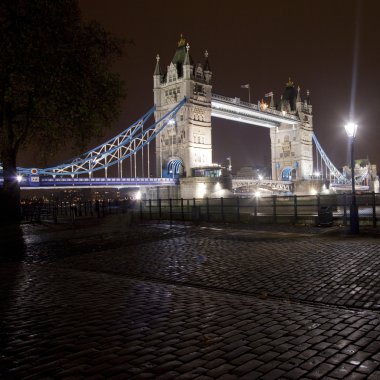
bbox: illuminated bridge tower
[153,35,213,178]
[270,79,313,181]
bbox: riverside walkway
[1,217,380,379]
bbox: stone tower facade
[270,79,313,181]
[153,36,213,178]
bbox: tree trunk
[1,147,21,224]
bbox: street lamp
[344,122,359,234]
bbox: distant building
[342,159,378,190]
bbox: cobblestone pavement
[1,217,380,379]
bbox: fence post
[254,196,258,224]
[95,200,100,218]
[343,193,347,226]
[140,200,143,221]
[372,192,376,228]
[272,195,277,224]
[236,197,240,223]
[149,199,152,220]
[206,197,210,222]
[294,195,298,224]
[53,203,58,224]
[169,198,173,225]
[221,197,225,222]
[181,198,184,221]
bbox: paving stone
[283,367,308,379]
[356,359,379,374]
[307,362,335,379]
[368,371,380,379]
[1,222,380,380]
[232,359,264,375]
[206,364,234,378]
[329,363,357,378]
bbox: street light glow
[345,122,359,234]
[16,175,23,183]
[344,122,358,138]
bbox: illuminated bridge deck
[0,177,178,189]
[211,93,300,127]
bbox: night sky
[24,0,380,173]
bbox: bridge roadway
[5,175,294,193]
[211,93,300,127]
[0,177,178,189]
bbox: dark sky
[30,0,380,172]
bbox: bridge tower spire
[153,35,213,178]
[270,79,313,181]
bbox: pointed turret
[296,86,301,102]
[154,54,162,76]
[306,89,311,105]
[153,54,162,105]
[203,50,211,71]
[153,54,162,89]
[296,86,302,112]
[203,50,212,83]
[306,89,312,113]
[183,43,191,79]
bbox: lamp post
[344,122,359,234]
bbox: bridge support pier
[140,185,180,200]
[293,179,328,195]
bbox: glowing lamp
[344,122,358,138]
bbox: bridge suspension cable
[32,98,187,177]
[312,133,348,184]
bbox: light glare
[344,122,358,138]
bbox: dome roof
[170,35,194,77]
[282,78,297,111]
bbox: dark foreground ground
[1,217,380,380]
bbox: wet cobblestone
[1,218,380,379]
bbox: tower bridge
[1,35,376,196]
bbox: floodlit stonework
[153,36,213,178]
[270,79,314,181]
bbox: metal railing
[20,193,380,227]
[136,194,379,227]
[20,199,135,223]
